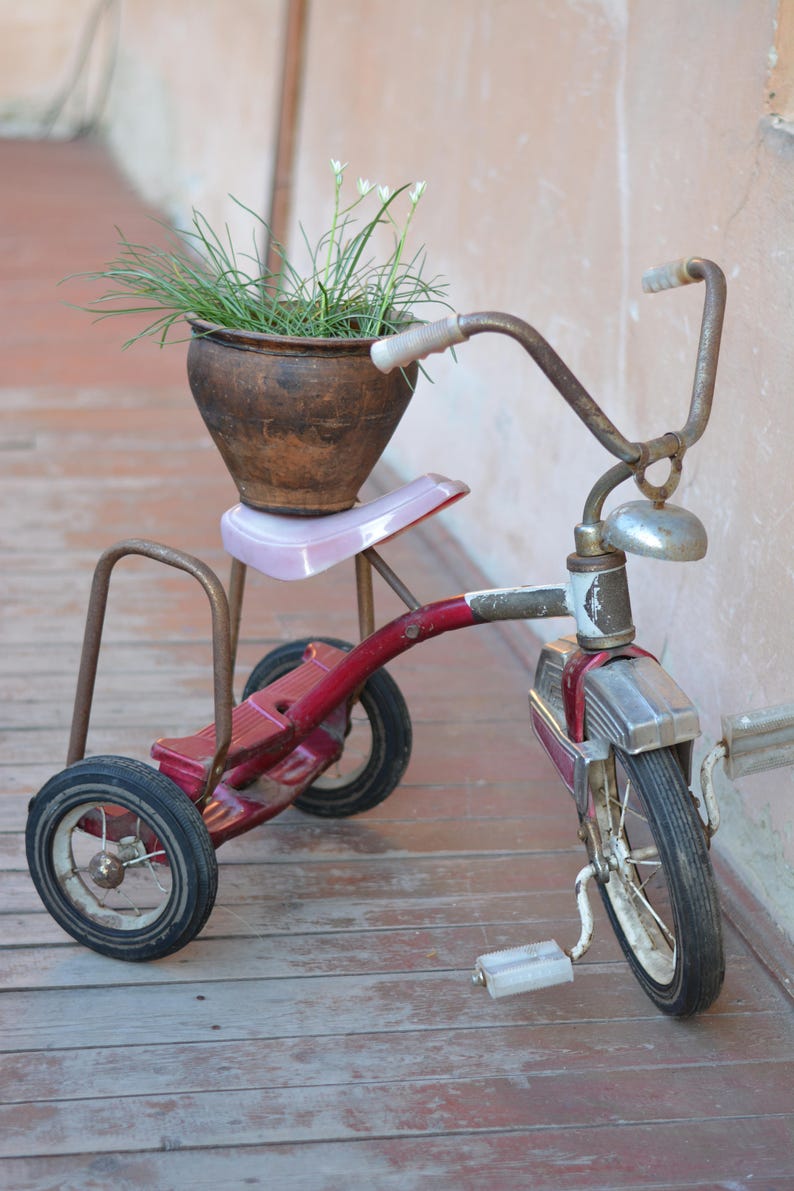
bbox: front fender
[584,655,700,774]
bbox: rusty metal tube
[355,552,376,640]
[373,258,725,476]
[227,556,247,679]
[67,540,234,802]
[677,257,727,449]
[457,312,641,465]
[581,461,634,526]
[363,547,421,610]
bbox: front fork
[527,549,702,957]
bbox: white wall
[0,0,117,137]
[99,0,284,240]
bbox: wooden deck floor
[1,138,793,1190]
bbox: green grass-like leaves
[66,167,449,347]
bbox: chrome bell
[601,500,707,561]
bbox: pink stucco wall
[291,0,794,933]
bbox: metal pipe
[465,583,571,622]
[698,743,724,841]
[568,863,598,961]
[355,552,376,639]
[580,460,634,526]
[363,547,421,610]
[227,557,247,683]
[67,540,234,803]
[264,0,308,277]
[458,311,641,465]
[679,258,727,449]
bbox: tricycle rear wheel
[243,637,412,817]
[26,755,218,961]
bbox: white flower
[377,184,392,204]
[357,177,373,196]
[329,158,346,183]
[409,181,427,206]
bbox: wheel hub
[87,850,125,889]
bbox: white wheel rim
[51,802,173,932]
[598,768,677,984]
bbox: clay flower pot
[187,320,418,515]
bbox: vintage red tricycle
[28,255,729,1017]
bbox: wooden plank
[0,921,610,992]
[0,384,189,412]
[0,959,786,1056]
[4,1119,794,1191]
[0,686,533,731]
[0,778,564,831]
[0,887,596,949]
[0,814,582,871]
[0,720,558,783]
[0,920,761,992]
[4,1008,790,1106]
[0,852,592,914]
[0,902,760,969]
[3,1061,794,1159]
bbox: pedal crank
[472,863,598,998]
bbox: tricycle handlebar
[370,315,467,372]
[642,257,700,293]
[371,256,726,471]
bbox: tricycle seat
[220,473,469,580]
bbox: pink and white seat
[220,473,469,581]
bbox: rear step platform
[151,641,348,794]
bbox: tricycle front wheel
[591,745,724,1017]
[243,637,412,817]
[26,755,218,961]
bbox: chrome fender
[530,640,700,815]
[582,655,700,759]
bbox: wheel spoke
[599,756,680,978]
[141,857,169,894]
[114,886,144,917]
[626,845,659,863]
[123,849,167,867]
[626,877,675,946]
[618,779,631,835]
[51,803,174,925]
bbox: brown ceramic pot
[186,320,418,515]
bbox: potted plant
[70,161,448,514]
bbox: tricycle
[27,254,729,1018]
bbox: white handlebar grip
[370,315,466,373]
[642,258,697,293]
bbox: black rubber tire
[591,745,724,1017]
[243,637,412,817]
[26,755,218,961]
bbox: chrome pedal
[472,940,573,998]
